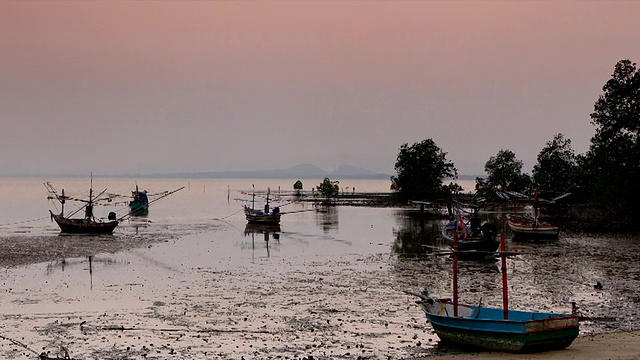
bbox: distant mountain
[330,165,390,179]
[137,164,391,180]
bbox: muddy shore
[1,209,639,359]
[422,331,640,359]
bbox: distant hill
[330,165,390,179]
[135,164,392,180]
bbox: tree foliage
[316,177,339,198]
[583,59,640,219]
[475,149,531,199]
[293,180,303,196]
[532,133,578,197]
[390,139,455,201]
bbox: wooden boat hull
[244,206,281,225]
[50,211,119,234]
[420,299,579,353]
[507,219,559,240]
[441,222,500,253]
[245,214,281,224]
[442,231,500,252]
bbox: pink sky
[1,1,639,175]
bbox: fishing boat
[129,185,149,216]
[408,290,579,352]
[46,180,185,235]
[244,187,281,225]
[45,180,119,235]
[498,190,563,240]
[406,233,579,353]
[441,210,499,253]
[506,217,559,240]
[443,172,499,254]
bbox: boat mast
[252,184,255,211]
[265,188,270,214]
[452,168,459,317]
[453,229,459,317]
[533,189,539,228]
[500,231,509,319]
[61,189,66,216]
[85,173,94,220]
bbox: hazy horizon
[2,1,639,176]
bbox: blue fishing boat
[406,232,579,353]
[407,290,579,352]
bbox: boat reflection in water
[243,223,281,258]
[392,209,444,258]
[45,255,127,289]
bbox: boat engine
[480,222,498,241]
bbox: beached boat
[506,217,559,240]
[441,212,499,253]
[129,185,149,216]
[408,290,579,352]
[498,190,562,240]
[45,180,119,235]
[244,187,281,225]
[406,233,579,353]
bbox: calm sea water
[0,177,395,231]
[0,177,476,233]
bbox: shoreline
[416,331,640,359]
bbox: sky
[1,1,639,176]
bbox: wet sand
[424,331,640,359]
[0,219,432,359]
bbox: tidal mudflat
[0,202,639,359]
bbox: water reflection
[45,255,128,289]
[315,205,338,233]
[243,223,281,258]
[391,209,443,258]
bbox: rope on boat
[214,208,244,221]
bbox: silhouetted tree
[475,149,531,199]
[582,59,640,222]
[293,180,303,196]
[532,133,578,197]
[390,139,455,202]
[316,178,339,198]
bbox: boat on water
[129,185,149,216]
[406,233,579,353]
[244,187,281,225]
[45,180,185,235]
[45,180,119,235]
